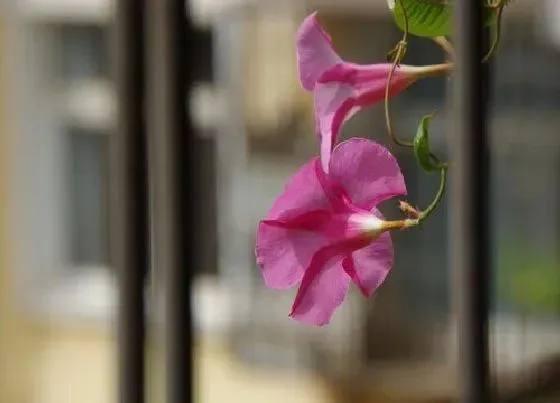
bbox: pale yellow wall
[21,327,333,403]
[195,338,331,403]
[243,10,314,133]
[0,19,36,403]
[29,325,116,403]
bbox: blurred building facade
[2,0,560,402]
[1,1,334,403]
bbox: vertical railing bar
[113,1,148,403]
[450,1,491,403]
[164,7,194,400]
[146,0,194,402]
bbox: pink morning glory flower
[297,12,452,172]
[255,138,415,326]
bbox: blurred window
[15,16,220,323]
[65,128,110,267]
[56,24,108,81]
[492,20,560,110]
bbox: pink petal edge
[289,248,350,326]
[289,237,369,326]
[255,156,333,290]
[256,219,327,290]
[347,230,394,298]
[312,62,415,169]
[329,138,407,210]
[266,157,331,221]
[296,12,341,92]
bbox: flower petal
[289,238,366,326]
[266,158,331,221]
[256,208,365,290]
[289,255,349,326]
[296,12,341,91]
[297,13,414,169]
[297,15,416,170]
[345,230,394,298]
[315,83,357,172]
[329,138,407,209]
[313,64,414,170]
[256,157,336,290]
[256,218,328,290]
[319,62,412,97]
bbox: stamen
[381,219,418,231]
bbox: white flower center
[357,215,384,234]
[361,216,383,231]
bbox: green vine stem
[432,36,454,59]
[384,0,457,228]
[384,2,454,149]
[385,44,411,147]
[384,0,412,147]
[418,165,448,223]
[483,0,507,63]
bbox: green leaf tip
[413,113,439,172]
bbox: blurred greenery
[497,243,560,317]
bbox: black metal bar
[112,1,148,403]
[146,0,194,402]
[450,1,491,403]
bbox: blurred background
[2,0,560,402]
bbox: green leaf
[413,113,438,172]
[387,0,504,38]
[388,0,451,38]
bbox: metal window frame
[450,1,491,402]
[145,0,194,403]
[113,0,148,402]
